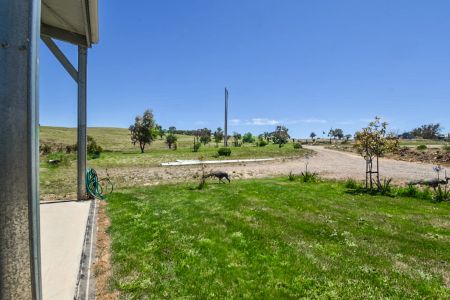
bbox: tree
[354,117,399,189]
[213,127,224,146]
[263,131,271,142]
[310,132,317,141]
[334,128,344,140]
[168,126,176,133]
[272,125,290,148]
[232,132,242,147]
[411,123,442,139]
[198,128,212,145]
[328,128,334,144]
[129,109,158,153]
[345,134,352,141]
[242,132,255,143]
[165,133,177,149]
[155,124,165,139]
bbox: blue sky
[40,0,450,138]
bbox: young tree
[232,132,242,147]
[242,132,255,143]
[129,109,158,153]
[198,128,212,145]
[354,117,399,189]
[165,132,178,149]
[155,124,165,139]
[213,127,224,146]
[310,132,317,141]
[272,125,290,148]
[328,128,334,144]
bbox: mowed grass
[106,178,450,299]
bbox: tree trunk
[140,143,145,153]
[376,156,380,185]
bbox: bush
[376,178,393,195]
[193,142,201,152]
[40,143,52,155]
[344,178,360,189]
[433,185,450,202]
[288,171,296,181]
[442,145,450,152]
[299,171,318,183]
[243,132,255,143]
[87,136,103,159]
[396,184,420,198]
[416,144,427,150]
[217,147,231,156]
[257,140,268,147]
[293,143,302,149]
[65,144,77,154]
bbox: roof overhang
[41,0,99,47]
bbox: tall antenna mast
[224,87,228,147]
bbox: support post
[77,46,88,199]
[0,0,42,299]
[224,88,228,147]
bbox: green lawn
[105,178,450,299]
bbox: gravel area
[105,146,441,188]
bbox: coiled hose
[86,168,113,199]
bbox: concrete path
[40,200,92,300]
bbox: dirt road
[106,146,440,188]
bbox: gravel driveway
[107,146,441,188]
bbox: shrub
[442,145,450,152]
[257,140,268,147]
[217,147,231,156]
[299,171,318,183]
[40,143,52,155]
[243,132,255,143]
[376,178,393,195]
[416,144,427,150]
[433,185,450,202]
[193,142,201,152]
[65,144,77,154]
[87,136,103,159]
[344,178,360,189]
[293,143,302,149]
[165,133,178,149]
[396,184,420,198]
[288,171,296,181]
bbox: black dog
[204,171,231,183]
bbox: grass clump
[416,144,427,150]
[442,144,450,152]
[217,147,231,156]
[344,178,361,189]
[293,142,302,149]
[106,178,450,299]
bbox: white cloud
[230,117,328,126]
[230,118,242,125]
[299,118,327,124]
[248,118,280,126]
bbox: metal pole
[224,88,228,147]
[77,46,88,200]
[0,0,42,298]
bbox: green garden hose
[86,168,113,199]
